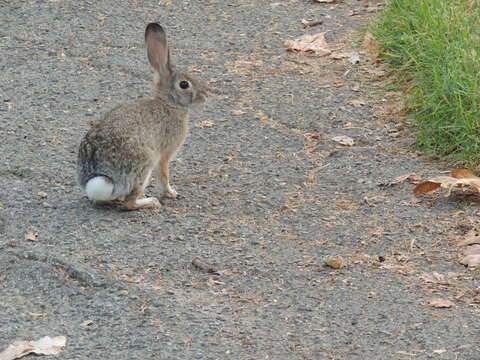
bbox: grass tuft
[371,0,480,167]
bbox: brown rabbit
[77,23,210,210]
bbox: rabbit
[77,23,210,210]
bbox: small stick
[192,257,219,274]
[301,19,323,28]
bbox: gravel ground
[1,1,479,359]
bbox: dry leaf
[79,57,91,65]
[314,0,335,2]
[81,320,94,327]
[428,298,454,308]
[450,169,478,179]
[0,342,33,360]
[459,254,480,267]
[231,109,246,116]
[457,230,480,246]
[331,135,354,146]
[350,99,365,107]
[324,256,345,269]
[0,336,66,360]
[420,272,450,285]
[432,272,448,284]
[413,171,480,196]
[432,349,447,355]
[24,232,38,241]
[413,181,441,196]
[285,32,331,56]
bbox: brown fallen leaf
[413,171,480,196]
[413,181,441,196]
[285,32,332,56]
[0,336,66,360]
[459,254,480,267]
[350,99,366,107]
[450,169,478,179]
[420,272,451,285]
[331,135,354,146]
[25,232,38,241]
[428,298,454,308]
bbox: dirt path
[1,1,478,359]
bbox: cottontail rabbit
[77,23,210,210]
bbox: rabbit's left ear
[145,23,171,75]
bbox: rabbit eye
[179,80,190,89]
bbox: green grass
[371,0,480,167]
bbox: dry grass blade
[379,173,422,186]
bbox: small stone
[37,191,48,199]
[324,255,346,269]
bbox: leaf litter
[427,298,455,308]
[285,32,332,56]
[414,169,480,197]
[0,336,66,360]
[331,135,354,146]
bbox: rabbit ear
[145,23,171,75]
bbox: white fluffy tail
[85,176,114,201]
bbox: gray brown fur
[77,23,209,210]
